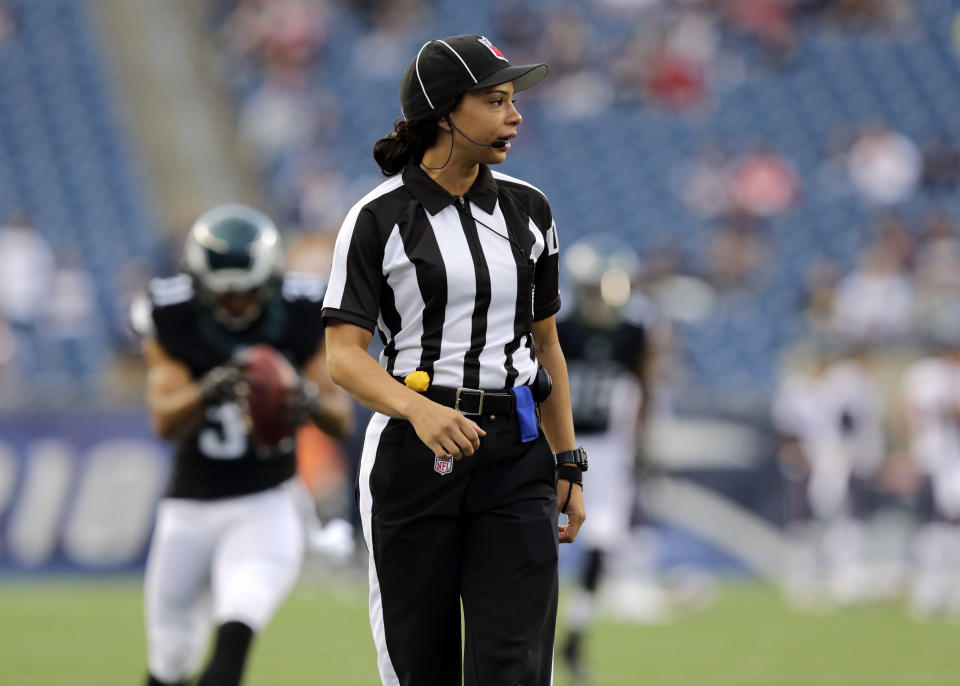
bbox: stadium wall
[0,412,167,573]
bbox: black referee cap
[400,34,548,120]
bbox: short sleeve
[141,275,204,371]
[129,292,155,338]
[140,274,195,340]
[322,207,384,331]
[771,377,806,436]
[532,205,561,321]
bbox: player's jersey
[557,308,647,550]
[772,360,886,519]
[903,356,960,518]
[772,361,884,477]
[556,315,646,435]
[141,272,327,500]
[903,357,960,474]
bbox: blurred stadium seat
[0,0,159,402]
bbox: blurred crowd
[799,210,960,343]
[0,212,102,401]
[193,0,959,310]
[199,0,927,230]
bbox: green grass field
[1,578,957,685]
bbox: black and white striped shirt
[322,162,561,390]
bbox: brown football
[240,344,299,447]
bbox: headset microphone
[448,118,508,149]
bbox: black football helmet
[183,203,284,330]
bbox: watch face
[557,447,588,470]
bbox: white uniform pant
[579,431,635,551]
[144,479,304,683]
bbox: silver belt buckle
[455,388,484,416]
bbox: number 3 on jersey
[198,403,248,459]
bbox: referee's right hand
[408,396,485,460]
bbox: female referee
[322,34,587,686]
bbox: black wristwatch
[555,446,588,472]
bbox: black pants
[360,408,559,686]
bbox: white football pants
[144,479,304,683]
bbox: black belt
[423,385,515,416]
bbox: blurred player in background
[902,334,960,620]
[772,338,886,608]
[133,203,353,686]
[557,235,653,682]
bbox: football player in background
[902,335,960,620]
[772,338,886,608]
[556,235,655,682]
[133,204,353,686]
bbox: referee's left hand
[557,480,585,544]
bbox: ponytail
[372,96,462,176]
[373,118,421,177]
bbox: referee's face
[452,82,522,163]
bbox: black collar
[403,162,500,216]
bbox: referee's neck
[419,158,480,199]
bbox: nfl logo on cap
[477,36,508,62]
[434,455,454,475]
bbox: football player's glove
[183,203,285,331]
[287,377,323,428]
[197,363,246,407]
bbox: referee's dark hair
[373,95,463,176]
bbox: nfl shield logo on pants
[434,455,454,475]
